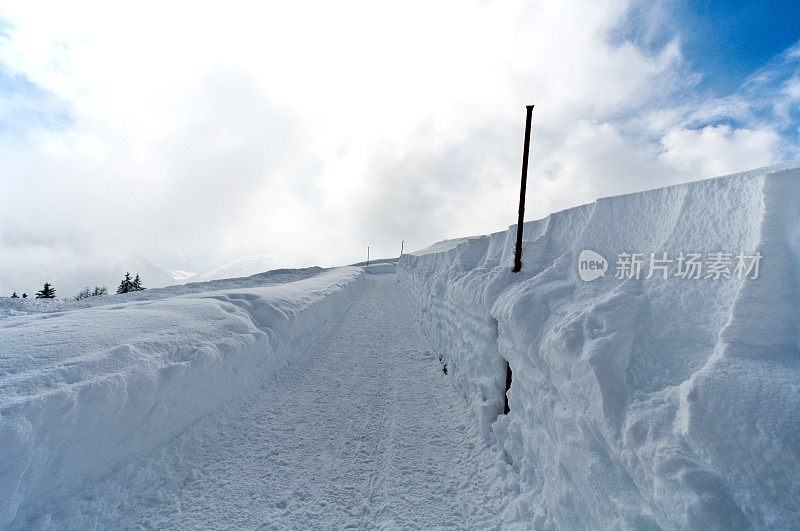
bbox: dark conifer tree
[36,282,56,299]
[92,286,108,296]
[132,273,145,291]
[117,272,134,294]
[11,292,19,298]
[22,293,27,298]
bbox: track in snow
[28,273,504,528]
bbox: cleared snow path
[20,273,504,528]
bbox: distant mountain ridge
[189,254,279,283]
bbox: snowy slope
[398,161,800,528]
[0,267,364,525]
[10,273,505,529]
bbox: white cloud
[659,125,782,177]
[0,0,796,296]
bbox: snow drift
[0,267,364,525]
[398,161,800,528]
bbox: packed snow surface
[399,161,800,528]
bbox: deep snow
[0,266,363,525]
[8,273,507,528]
[398,161,800,528]
[1,161,799,528]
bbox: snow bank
[398,162,800,528]
[0,267,364,525]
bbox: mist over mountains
[0,252,280,299]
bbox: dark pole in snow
[367,246,370,266]
[504,361,512,414]
[513,105,534,273]
[401,240,404,256]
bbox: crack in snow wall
[398,162,800,529]
[0,267,365,525]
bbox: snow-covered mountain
[2,162,799,528]
[149,254,281,286]
[189,254,279,283]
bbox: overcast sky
[1,0,799,297]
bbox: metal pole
[513,105,534,273]
[367,246,370,266]
[504,361,512,414]
[401,240,404,255]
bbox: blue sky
[0,0,799,297]
[673,0,800,94]
[616,0,800,95]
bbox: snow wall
[0,267,365,525]
[398,162,800,529]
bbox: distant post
[367,246,370,266]
[401,240,404,255]
[513,105,534,273]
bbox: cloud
[0,0,797,296]
[659,125,782,177]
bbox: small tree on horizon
[117,272,135,294]
[11,292,19,298]
[36,282,56,299]
[92,286,108,296]
[132,273,145,291]
[76,286,109,301]
[75,287,91,301]
[22,293,27,298]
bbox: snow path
[24,273,504,528]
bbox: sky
[1,0,799,297]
